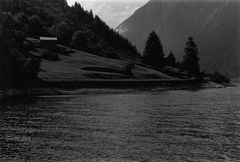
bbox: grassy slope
[38,46,177,82]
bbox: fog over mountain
[67,0,148,28]
[117,0,240,77]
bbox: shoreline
[0,80,233,98]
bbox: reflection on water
[0,87,240,161]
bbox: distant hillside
[117,0,240,77]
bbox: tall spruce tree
[182,37,200,78]
[142,31,165,67]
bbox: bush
[24,57,41,79]
[123,63,135,77]
[209,72,230,84]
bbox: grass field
[38,46,177,82]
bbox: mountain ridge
[116,0,240,77]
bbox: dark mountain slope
[117,0,240,77]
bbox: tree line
[142,31,201,79]
[0,12,41,88]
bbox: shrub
[24,57,41,79]
[123,63,135,77]
[209,72,230,84]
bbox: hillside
[35,44,176,81]
[0,0,143,88]
[0,0,204,90]
[0,0,139,59]
[117,0,240,77]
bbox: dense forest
[0,0,140,88]
[0,0,140,58]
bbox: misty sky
[67,0,148,28]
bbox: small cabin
[40,37,57,49]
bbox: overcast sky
[67,0,148,28]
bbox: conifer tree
[182,37,200,78]
[165,51,176,66]
[142,31,165,67]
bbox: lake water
[0,86,240,162]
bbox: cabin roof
[40,37,57,41]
